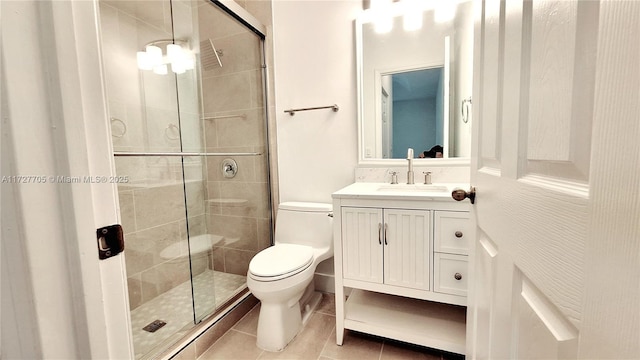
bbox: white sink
[376,184,449,193]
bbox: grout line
[231,328,257,337]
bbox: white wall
[272,0,361,204]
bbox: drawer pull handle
[378,223,382,244]
[454,273,462,280]
[455,231,463,238]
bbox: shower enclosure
[99,0,271,358]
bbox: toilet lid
[249,244,314,279]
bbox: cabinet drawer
[434,253,468,297]
[435,211,470,255]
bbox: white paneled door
[467,0,639,359]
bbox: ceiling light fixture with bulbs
[136,39,195,75]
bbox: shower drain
[142,320,167,333]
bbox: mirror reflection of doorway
[382,66,444,159]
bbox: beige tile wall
[198,0,273,277]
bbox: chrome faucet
[407,148,414,184]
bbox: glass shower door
[100,0,271,358]
[176,0,271,323]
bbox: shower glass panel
[99,0,271,358]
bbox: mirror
[357,0,473,164]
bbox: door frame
[1,1,132,358]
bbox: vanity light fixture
[365,0,463,33]
[434,1,458,23]
[403,0,423,31]
[136,40,195,75]
[371,0,393,34]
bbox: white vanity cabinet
[332,183,471,355]
[341,207,430,291]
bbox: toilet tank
[274,202,333,249]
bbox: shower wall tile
[257,218,272,251]
[118,190,137,234]
[212,247,225,272]
[124,233,153,276]
[110,100,146,152]
[187,214,207,237]
[254,150,269,182]
[134,184,186,229]
[202,32,261,77]
[177,71,201,115]
[130,222,184,271]
[191,253,209,276]
[214,108,266,148]
[244,0,273,27]
[115,157,147,185]
[202,72,252,114]
[203,120,219,149]
[185,180,206,217]
[179,112,204,153]
[102,0,172,33]
[145,107,181,152]
[127,274,143,310]
[142,72,179,113]
[208,214,258,251]
[223,248,256,276]
[171,0,196,41]
[205,181,221,204]
[250,69,265,109]
[197,2,246,44]
[218,181,270,218]
[140,268,161,303]
[149,258,192,296]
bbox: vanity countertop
[332,182,469,202]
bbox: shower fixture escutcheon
[222,158,238,178]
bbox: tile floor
[131,270,246,359]
[197,293,465,360]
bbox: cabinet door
[341,207,383,284]
[383,209,430,290]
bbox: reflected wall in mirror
[357,0,473,162]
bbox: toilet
[246,202,333,352]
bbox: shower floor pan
[130,270,246,359]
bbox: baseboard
[314,273,335,293]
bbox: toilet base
[255,282,323,352]
[256,298,302,352]
[299,285,322,326]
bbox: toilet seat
[249,244,314,281]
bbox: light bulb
[136,51,152,70]
[435,2,457,23]
[171,58,186,74]
[145,45,163,67]
[166,44,182,63]
[403,11,423,31]
[403,0,423,31]
[153,64,168,75]
[372,0,393,34]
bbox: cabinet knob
[455,231,463,238]
[454,273,462,281]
